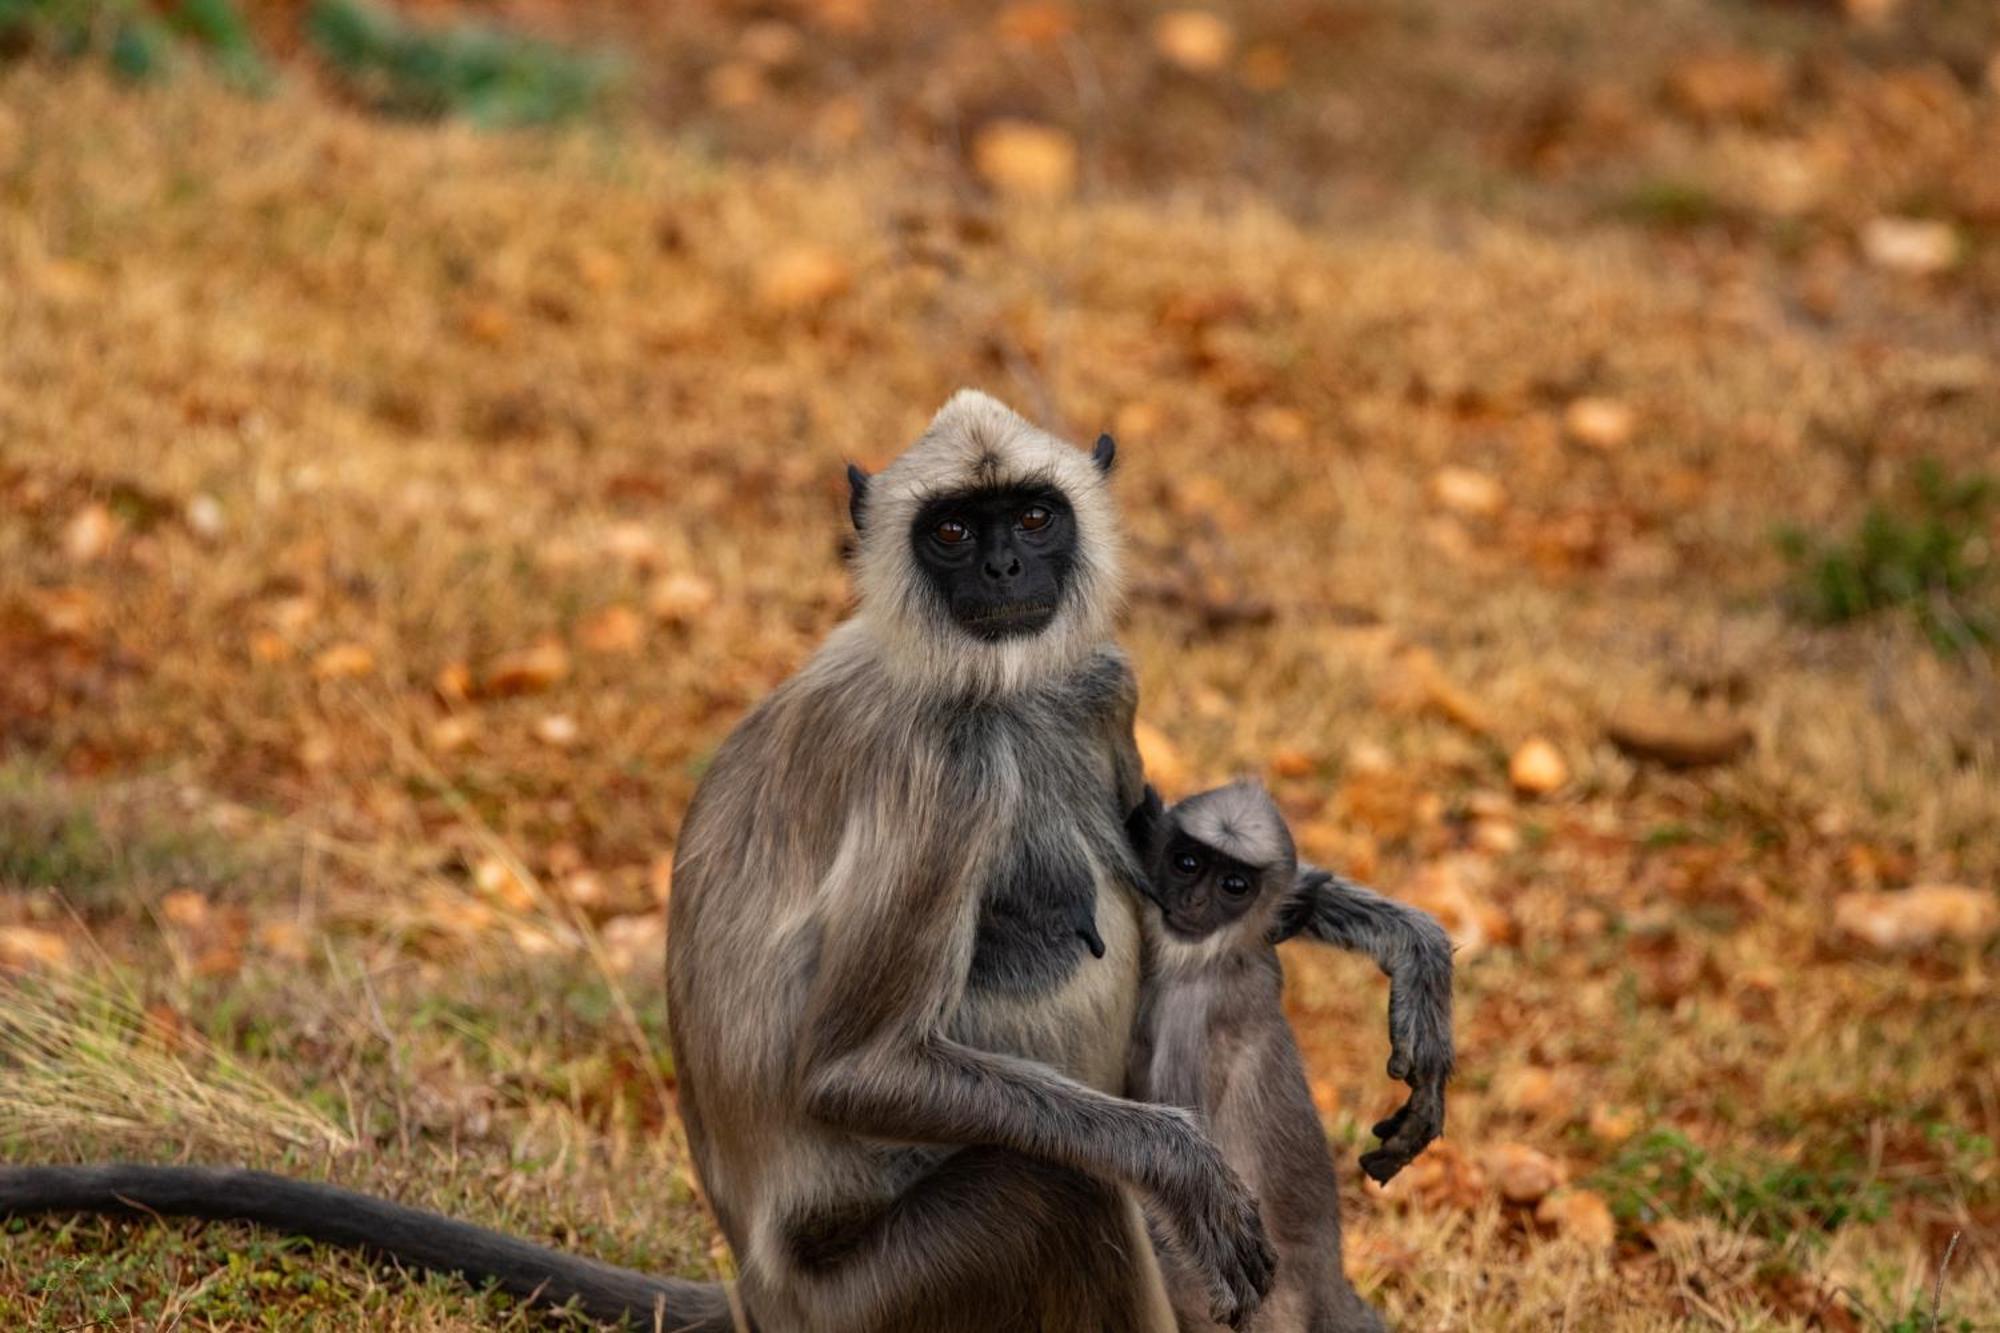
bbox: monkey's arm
[1278,866,1454,1183]
[794,769,1273,1328]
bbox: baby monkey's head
[1129,780,1301,951]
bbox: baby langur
[1127,781,1451,1333]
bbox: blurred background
[1,1,1996,1328]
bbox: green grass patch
[1588,1128,1891,1243]
[0,0,265,85]
[0,765,244,910]
[1779,461,1997,652]
[306,0,621,127]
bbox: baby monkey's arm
[1275,867,1454,1183]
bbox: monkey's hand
[1143,1110,1276,1329]
[1359,1072,1446,1184]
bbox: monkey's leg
[0,1164,737,1330]
[786,1146,1171,1333]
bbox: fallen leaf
[1589,1104,1642,1145]
[1833,885,1996,951]
[651,572,719,624]
[482,638,570,696]
[473,856,537,913]
[63,503,119,562]
[460,301,514,345]
[0,926,70,968]
[972,120,1078,201]
[254,920,312,964]
[184,493,225,540]
[1269,747,1317,780]
[1606,700,1753,768]
[1153,10,1235,72]
[1564,397,1636,449]
[1665,52,1788,122]
[30,586,100,638]
[428,715,478,754]
[1509,738,1568,796]
[1378,1140,1487,1211]
[1861,217,1958,276]
[756,245,853,312]
[1495,1066,1574,1120]
[1401,857,1512,954]
[1536,1188,1616,1249]
[995,1,1075,46]
[159,889,210,928]
[1487,1143,1565,1204]
[311,642,376,681]
[1430,466,1505,518]
[579,605,645,655]
[535,713,580,747]
[601,911,668,975]
[1239,43,1290,92]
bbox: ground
[0,1,1996,1329]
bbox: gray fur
[1130,784,1390,1333]
[668,391,1274,1333]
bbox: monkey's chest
[956,836,1142,1092]
[966,838,1103,996]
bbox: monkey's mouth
[956,601,1057,640]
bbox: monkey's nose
[983,554,1022,581]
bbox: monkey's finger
[1370,1103,1410,1142]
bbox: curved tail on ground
[0,1163,740,1331]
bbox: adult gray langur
[0,392,1271,1331]
[665,390,1274,1331]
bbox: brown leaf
[1536,1188,1616,1250]
[1508,738,1568,796]
[482,638,570,696]
[1665,52,1788,123]
[1605,700,1753,768]
[1833,885,1997,951]
[756,246,853,312]
[1563,397,1636,450]
[1153,11,1235,72]
[650,572,719,625]
[1487,1142,1565,1204]
[972,121,1078,201]
[0,926,70,969]
[311,642,376,681]
[63,503,119,562]
[579,605,646,655]
[1861,217,1959,276]
[1430,466,1505,518]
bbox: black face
[909,485,1077,641]
[1152,832,1271,942]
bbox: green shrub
[306,0,620,127]
[1589,1128,1891,1243]
[1780,461,1996,652]
[0,0,264,86]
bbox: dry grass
[2,1,1997,1326]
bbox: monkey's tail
[0,1163,741,1331]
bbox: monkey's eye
[934,519,971,545]
[1221,874,1252,897]
[1173,853,1201,876]
[1019,506,1052,532]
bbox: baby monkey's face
[1153,831,1276,942]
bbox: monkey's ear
[845,464,871,532]
[1091,433,1116,475]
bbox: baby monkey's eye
[1221,875,1251,897]
[935,519,971,544]
[1019,506,1052,531]
[1173,853,1201,876]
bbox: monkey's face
[1151,832,1276,942]
[908,485,1078,641]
